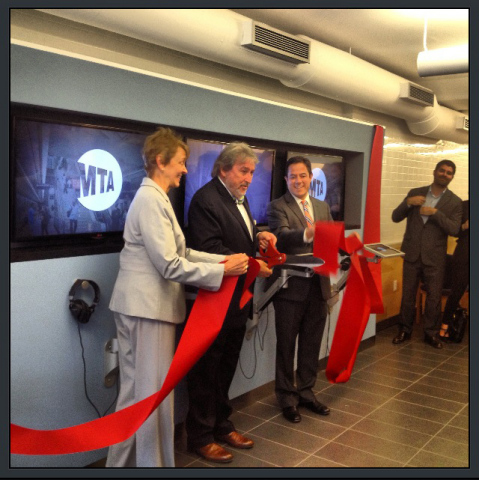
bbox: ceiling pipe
[417,44,468,77]
[38,8,468,144]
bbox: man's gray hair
[211,142,258,177]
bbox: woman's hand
[223,253,249,276]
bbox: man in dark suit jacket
[185,142,276,463]
[267,156,332,424]
[392,159,462,349]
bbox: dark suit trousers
[273,287,327,409]
[400,259,445,336]
[185,323,246,450]
[442,260,469,325]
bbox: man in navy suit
[392,159,462,349]
[185,142,276,463]
[267,156,332,424]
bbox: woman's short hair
[211,142,258,178]
[142,127,189,175]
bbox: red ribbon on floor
[11,258,260,455]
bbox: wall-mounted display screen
[287,151,345,221]
[184,138,275,226]
[11,114,149,243]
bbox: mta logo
[309,168,327,201]
[77,149,123,211]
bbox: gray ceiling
[233,9,469,115]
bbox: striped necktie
[301,200,314,227]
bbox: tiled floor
[174,323,469,469]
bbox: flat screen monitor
[184,138,275,226]
[11,107,150,247]
[287,151,345,221]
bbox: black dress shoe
[299,400,330,416]
[424,334,443,349]
[283,406,301,423]
[392,330,411,344]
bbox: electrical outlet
[392,280,398,292]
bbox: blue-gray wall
[11,44,375,467]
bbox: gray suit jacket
[109,177,225,324]
[266,191,332,301]
[392,185,462,267]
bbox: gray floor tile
[333,429,418,463]
[300,406,362,429]
[315,441,404,468]
[318,391,377,417]
[367,406,444,436]
[394,390,466,413]
[321,383,390,407]
[228,411,268,433]
[407,450,469,468]
[434,362,469,375]
[428,368,468,383]
[172,325,469,469]
[422,436,469,463]
[339,376,403,398]
[445,355,469,368]
[296,454,348,468]
[392,351,447,368]
[436,424,469,444]
[380,398,456,423]
[351,417,433,448]
[374,357,433,375]
[270,411,346,440]
[249,421,329,454]
[415,375,469,393]
[239,401,282,421]
[239,433,312,467]
[195,448,278,468]
[448,414,469,430]
[405,382,469,403]
[351,369,413,390]
[174,450,199,467]
[360,363,423,382]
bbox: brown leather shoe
[215,430,254,449]
[195,442,233,463]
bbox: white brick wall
[380,137,469,245]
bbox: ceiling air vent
[241,20,311,64]
[399,82,435,107]
[455,116,469,131]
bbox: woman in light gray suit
[106,128,248,468]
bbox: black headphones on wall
[68,279,101,324]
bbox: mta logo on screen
[77,149,123,211]
[309,167,327,201]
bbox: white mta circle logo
[309,167,327,201]
[77,149,123,211]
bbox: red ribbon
[11,258,260,455]
[312,221,383,383]
[322,125,385,383]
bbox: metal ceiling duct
[417,45,468,77]
[38,8,468,144]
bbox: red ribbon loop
[11,260,260,456]
[312,221,383,384]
